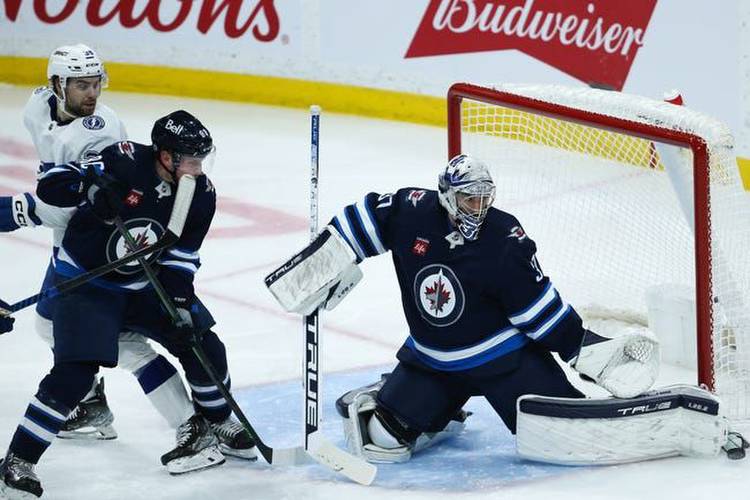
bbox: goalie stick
[0,175,196,318]
[301,105,377,485]
[110,184,308,467]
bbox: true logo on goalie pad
[413,264,465,327]
[105,218,165,275]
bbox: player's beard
[65,97,97,117]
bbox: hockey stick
[0,175,196,318]
[111,189,307,467]
[302,105,377,485]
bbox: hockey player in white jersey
[14,44,197,443]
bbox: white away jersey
[22,87,128,242]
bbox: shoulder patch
[406,189,427,207]
[507,225,528,242]
[116,141,136,160]
[205,177,215,193]
[82,115,106,130]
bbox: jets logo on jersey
[105,218,165,275]
[82,115,106,130]
[407,189,426,207]
[412,237,430,256]
[413,264,465,327]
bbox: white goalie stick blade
[266,446,313,466]
[306,431,377,485]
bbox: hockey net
[448,83,750,426]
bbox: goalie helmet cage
[447,82,750,425]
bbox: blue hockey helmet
[438,155,496,241]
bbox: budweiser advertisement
[406,0,657,90]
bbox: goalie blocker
[516,384,744,465]
[265,225,362,315]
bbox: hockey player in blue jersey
[0,110,255,498]
[0,43,199,443]
[266,154,665,464]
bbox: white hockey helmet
[47,43,108,100]
[438,154,496,241]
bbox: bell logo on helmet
[165,119,185,136]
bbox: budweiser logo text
[3,0,280,41]
[406,0,657,90]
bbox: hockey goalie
[265,154,747,466]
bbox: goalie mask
[438,155,496,241]
[47,44,108,104]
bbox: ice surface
[0,84,747,499]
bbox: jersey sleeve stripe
[157,259,199,274]
[344,204,377,257]
[525,302,572,340]
[357,199,387,254]
[166,247,200,261]
[332,212,366,261]
[508,283,556,326]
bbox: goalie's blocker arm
[265,225,363,315]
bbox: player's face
[64,76,102,116]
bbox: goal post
[447,83,750,425]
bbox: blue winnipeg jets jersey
[331,188,586,375]
[36,141,216,303]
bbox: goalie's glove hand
[163,307,203,354]
[0,299,14,335]
[571,327,660,398]
[84,166,129,223]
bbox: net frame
[447,82,720,391]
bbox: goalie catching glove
[265,225,363,315]
[571,324,660,398]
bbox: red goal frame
[447,82,714,389]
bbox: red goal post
[447,82,749,423]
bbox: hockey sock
[188,373,232,423]
[9,363,97,463]
[134,355,192,428]
[178,331,231,423]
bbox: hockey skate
[210,417,258,461]
[161,414,225,475]
[57,378,117,440]
[0,453,43,499]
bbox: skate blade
[218,444,259,461]
[0,481,40,499]
[57,424,118,440]
[166,446,225,475]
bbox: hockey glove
[0,299,14,335]
[84,167,129,223]
[162,307,203,354]
[571,326,660,398]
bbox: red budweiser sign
[406,0,657,90]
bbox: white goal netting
[451,83,750,426]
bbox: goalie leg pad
[338,375,470,463]
[264,226,359,315]
[516,384,728,465]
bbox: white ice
[0,84,747,499]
